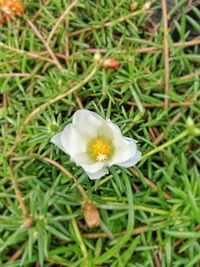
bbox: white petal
[110,138,138,166]
[107,121,138,144]
[107,121,137,151]
[72,109,105,137]
[86,167,109,180]
[81,162,105,173]
[123,136,138,143]
[72,152,107,176]
[117,150,142,167]
[73,109,104,124]
[97,122,114,140]
[60,124,87,158]
[72,152,93,165]
[107,121,122,137]
[112,138,137,163]
[51,133,66,153]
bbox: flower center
[89,138,112,162]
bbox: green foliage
[0,0,200,266]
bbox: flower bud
[23,216,33,229]
[83,201,100,228]
[186,117,200,136]
[130,1,138,11]
[144,1,151,10]
[102,58,119,70]
[94,52,101,62]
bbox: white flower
[51,109,141,180]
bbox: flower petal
[107,120,123,137]
[72,152,93,165]
[60,124,87,157]
[69,152,106,174]
[51,133,66,152]
[97,122,114,141]
[81,162,105,173]
[117,150,142,167]
[107,121,138,143]
[86,167,109,180]
[72,109,105,137]
[110,138,138,166]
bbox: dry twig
[26,19,64,72]
[84,221,165,239]
[47,0,78,44]
[129,167,171,200]
[161,0,170,109]
[41,156,88,201]
[6,65,98,157]
[69,9,144,37]
[8,163,29,217]
[0,42,55,64]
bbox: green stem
[134,205,168,215]
[141,129,189,161]
[67,205,88,265]
[94,171,134,264]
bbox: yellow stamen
[90,138,112,162]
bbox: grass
[0,0,200,266]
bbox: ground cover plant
[0,0,200,266]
